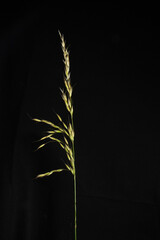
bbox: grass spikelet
[35,142,50,151]
[36,169,67,179]
[56,113,68,130]
[39,134,53,141]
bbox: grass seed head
[33,32,75,176]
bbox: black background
[1,3,160,240]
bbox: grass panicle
[33,32,75,177]
[33,31,77,240]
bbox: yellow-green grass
[33,31,77,240]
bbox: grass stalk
[74,171,77,240]
[33,31,77,240]
[71,114,77,240]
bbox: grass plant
[33,31,77,240]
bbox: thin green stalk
[74,171,77,240]
[71,115,77,240]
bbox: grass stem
[74,171,77,240]
[71,113,77,240]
